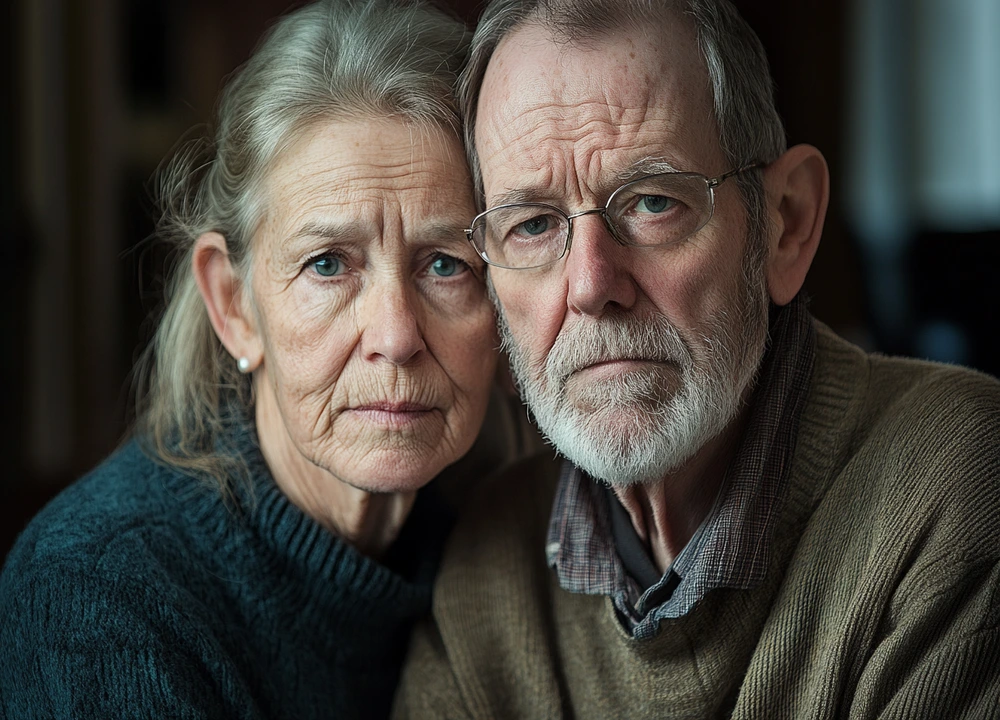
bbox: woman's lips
[354,402,432,413]
[346,402,436,427]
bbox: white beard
[496,253,770,487]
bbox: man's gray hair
[134,0,469,495]
[458,0,786,248]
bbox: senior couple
[3,0,998,717]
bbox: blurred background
[2,0,998,558]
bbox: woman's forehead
[268,118,467,197]
[258,118,473,242]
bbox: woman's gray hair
[458,0,786,254]
[134,0,469,495]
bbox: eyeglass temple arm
[707,162,765,188]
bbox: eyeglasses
[465,164,762,270]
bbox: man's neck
[612,410,748,574]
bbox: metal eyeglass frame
[465,162,763,270]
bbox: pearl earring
[237,357,251,373]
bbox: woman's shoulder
[0,438,235,620]
[5,440,187,572]
[0,440,256,715]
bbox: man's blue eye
[636,195,674,213]
[520,216,550,235]
[430,255,463,277]
[311,256,342,277]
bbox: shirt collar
[546,294,817,639]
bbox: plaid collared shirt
[545,296,816,640]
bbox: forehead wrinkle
[483,103,694,206]
[288,160,442,194]
[478,22,721,184]
[485,97,661,155]
[269,131,463,205]
[252,117,475,286]
[268,154,463,232]
[268,184,471,261]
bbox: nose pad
[599,213,629,246]
[564,213,638,316]
[567,208,627,251]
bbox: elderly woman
[0,1,521,717]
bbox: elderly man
[396,0,1000,717]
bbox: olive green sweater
[395,323,1000,719]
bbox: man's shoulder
[455,450,561,538]
[809,321,1000,458]
[436,452,561,590]
[405,453,588,720]
[814,319,1000,409]
[805,321,1000,547]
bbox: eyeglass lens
[473,173,715,269]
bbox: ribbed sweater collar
[173,418,450,656]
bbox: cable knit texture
[0,424,453,719]
[394,321,1000,719]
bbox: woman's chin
[345,474,435,496]
[333,451,449,496]
[323,419,470,495]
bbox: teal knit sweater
[0,432,451,719]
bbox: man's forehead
[474,21,719,199]
[482,21,706,107]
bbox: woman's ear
[763,144,830,306]
[192,232,263,372]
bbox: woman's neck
[254,384,417,559]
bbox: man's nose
[360,279,427,365]
[565,213,638,316]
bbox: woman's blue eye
[430,255,464,277]
[311,256,342,277]
[636,195,674,214]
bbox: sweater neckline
[175,420,450,640]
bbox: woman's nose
[360,279,427,365]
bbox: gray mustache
[545,314,692,385]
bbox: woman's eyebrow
[285,221,467,253]
[288,221,358,243]
[421,222,468,244]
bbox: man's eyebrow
[488,187,553,207]
[617,158,683,181]
[487,160,686,208]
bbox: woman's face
[247,118,497,495]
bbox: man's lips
[565,358,670,382]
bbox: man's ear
[192,232,263,372]
[762,144,829,306]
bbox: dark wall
[4,0,994,559]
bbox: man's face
[476,21,770,485]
